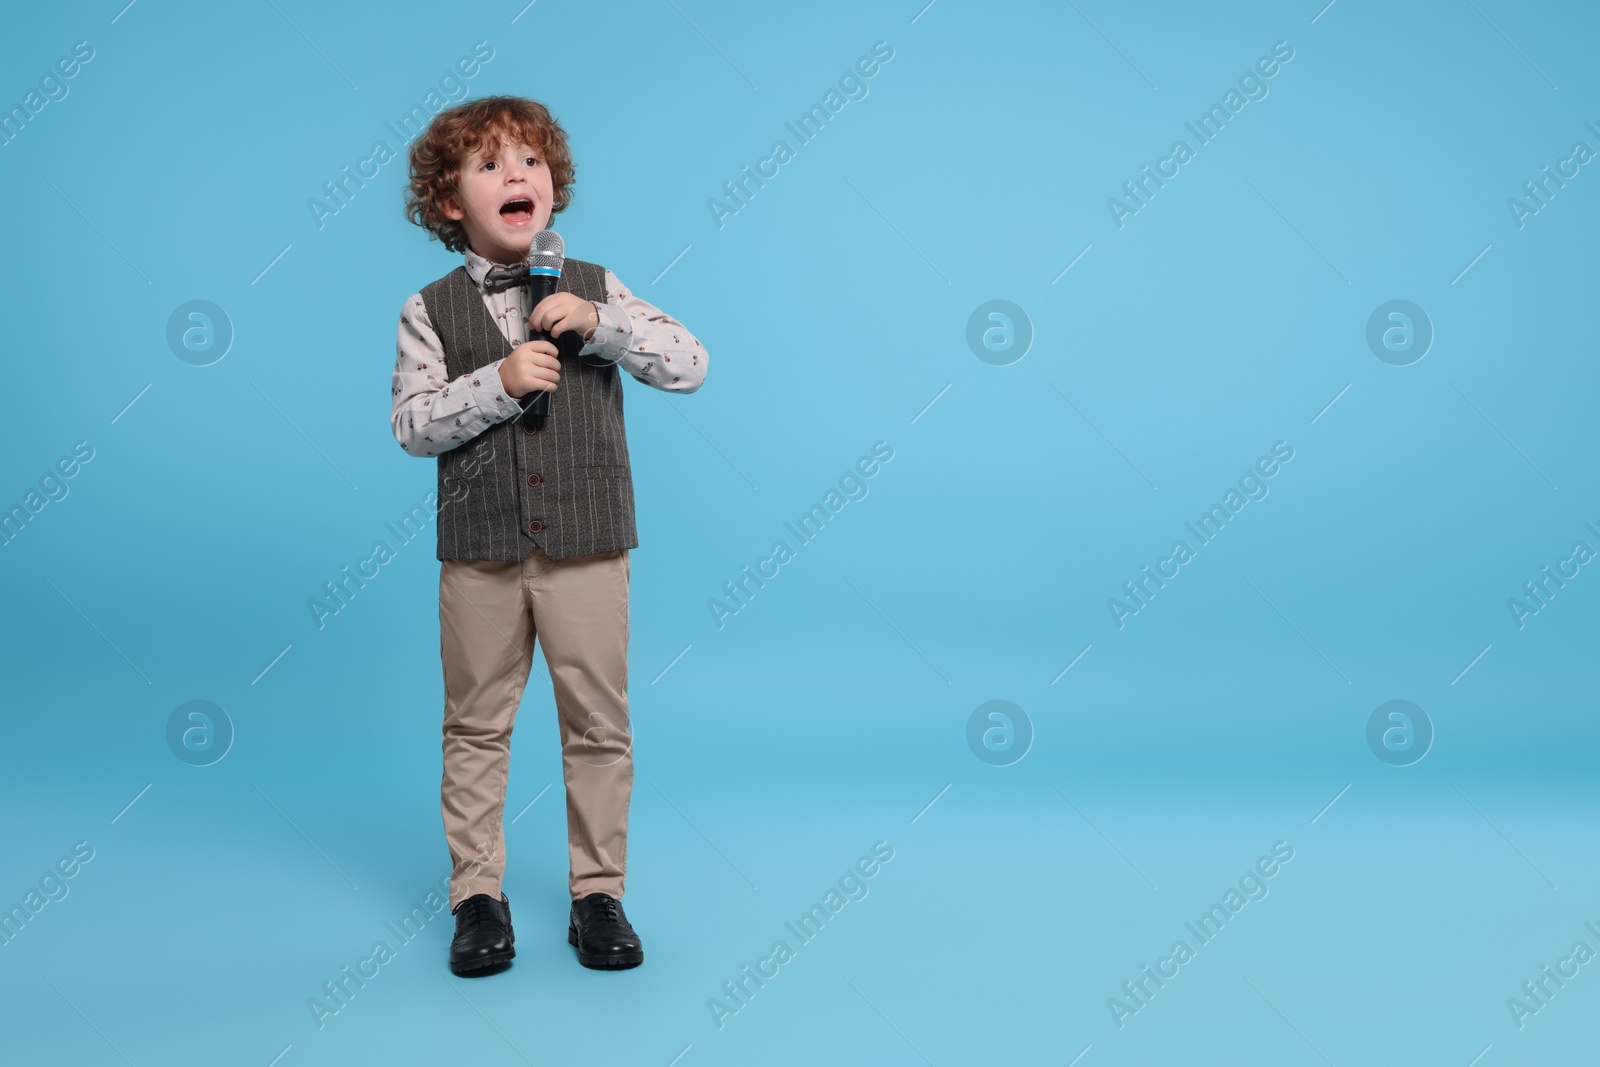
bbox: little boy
[390,95,707,976]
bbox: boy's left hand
[529,293,600,343]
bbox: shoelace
[586,896,630,930]
[458,896,506,929]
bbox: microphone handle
[521,272,559,421]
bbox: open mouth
[499,197,534,225]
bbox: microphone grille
[529,229,564,274]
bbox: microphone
[520,229,565,422]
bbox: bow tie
[482,262,532,293]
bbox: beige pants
[438,546,632,910]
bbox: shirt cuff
[579,301,632,365]
[470,359,526,422]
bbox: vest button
[523,423,539,435]
[528,520,544,533]
[526,473,542,487]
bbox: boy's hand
[498,339,561,399]
[529,293,600,342]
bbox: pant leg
[524,546,632,900]
[439,557,535,910]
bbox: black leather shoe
[450,893,515,975]
[568,892,643,969]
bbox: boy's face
[440,136,555,264]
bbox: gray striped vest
[418,258,637,562]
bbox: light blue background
[2,0,1597,1064]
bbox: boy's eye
[480,156,536,170]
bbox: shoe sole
[568,929,643,969]
[450,947,515,975]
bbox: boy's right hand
[498,340,561,398]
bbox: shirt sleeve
[390,294,526,457]
[577,268,708,394]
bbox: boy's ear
[439,195,465,221]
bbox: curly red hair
[404,96,576,253]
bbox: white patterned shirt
[391,246,707,456]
